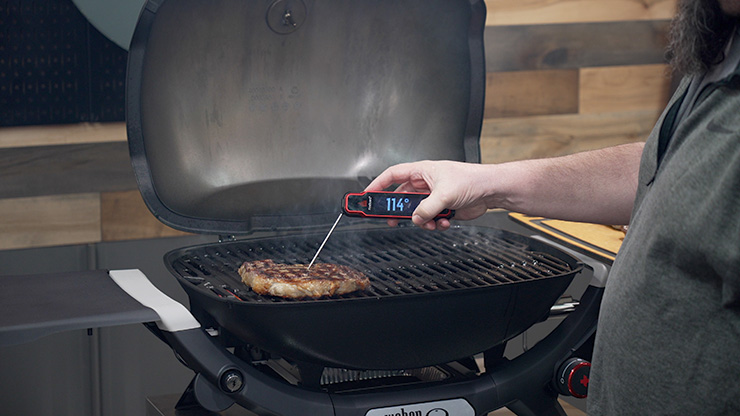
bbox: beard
[666,0,737,76]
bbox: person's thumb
[412,194,449,226]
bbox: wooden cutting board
[509,212,625,264]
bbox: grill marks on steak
[238,259,370,299]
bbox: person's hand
[365,160,494,230]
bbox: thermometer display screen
[371,194,423,216]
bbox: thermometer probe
[306,192,454,271]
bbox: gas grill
[0,0,607,414]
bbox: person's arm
[365,142,644,230]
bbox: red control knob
[556,358,591,398]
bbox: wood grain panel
[0,122,126,149]
[480,109,660,163]
[486,0,676,26]
[101,190,192,242]
[485,69,579,118]
[485,20,670,71]
[579,64,672,114]
[0,194,101,250]
[0,142,137,199]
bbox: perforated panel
[0,0,126,126]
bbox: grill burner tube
[165,225,583,370]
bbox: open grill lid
[126,0,486,234]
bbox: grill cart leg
[174,377,199,411]
[175,374,236,413]
[507,397,567,416]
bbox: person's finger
[394,181,430,193]
[435,218,452,231]
[421,220,437,230]
[365,163,416,191]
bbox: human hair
[666,0,737,75]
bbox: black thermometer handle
[343,191,454,219]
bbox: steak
[238,259,370,299]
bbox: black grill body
[166,226,582,369]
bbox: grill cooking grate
[167,226,574,303]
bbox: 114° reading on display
[372,194,423,216]
[384,196,412,213]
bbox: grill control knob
[220,370,244,393]
[555,358,591,398]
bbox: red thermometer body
[343,191,454,219]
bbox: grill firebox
[168,225,574,303]
[163,225,582,370]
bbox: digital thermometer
[308,192,454,271]
[343,191,454,219]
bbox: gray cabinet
[0,235,211,416]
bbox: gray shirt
[587,29,740,414]
[673,28,740,133]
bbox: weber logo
[366,398,474,416]
[383,409,424,416]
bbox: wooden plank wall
[482,0,676,163]
[0,0,677,250]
